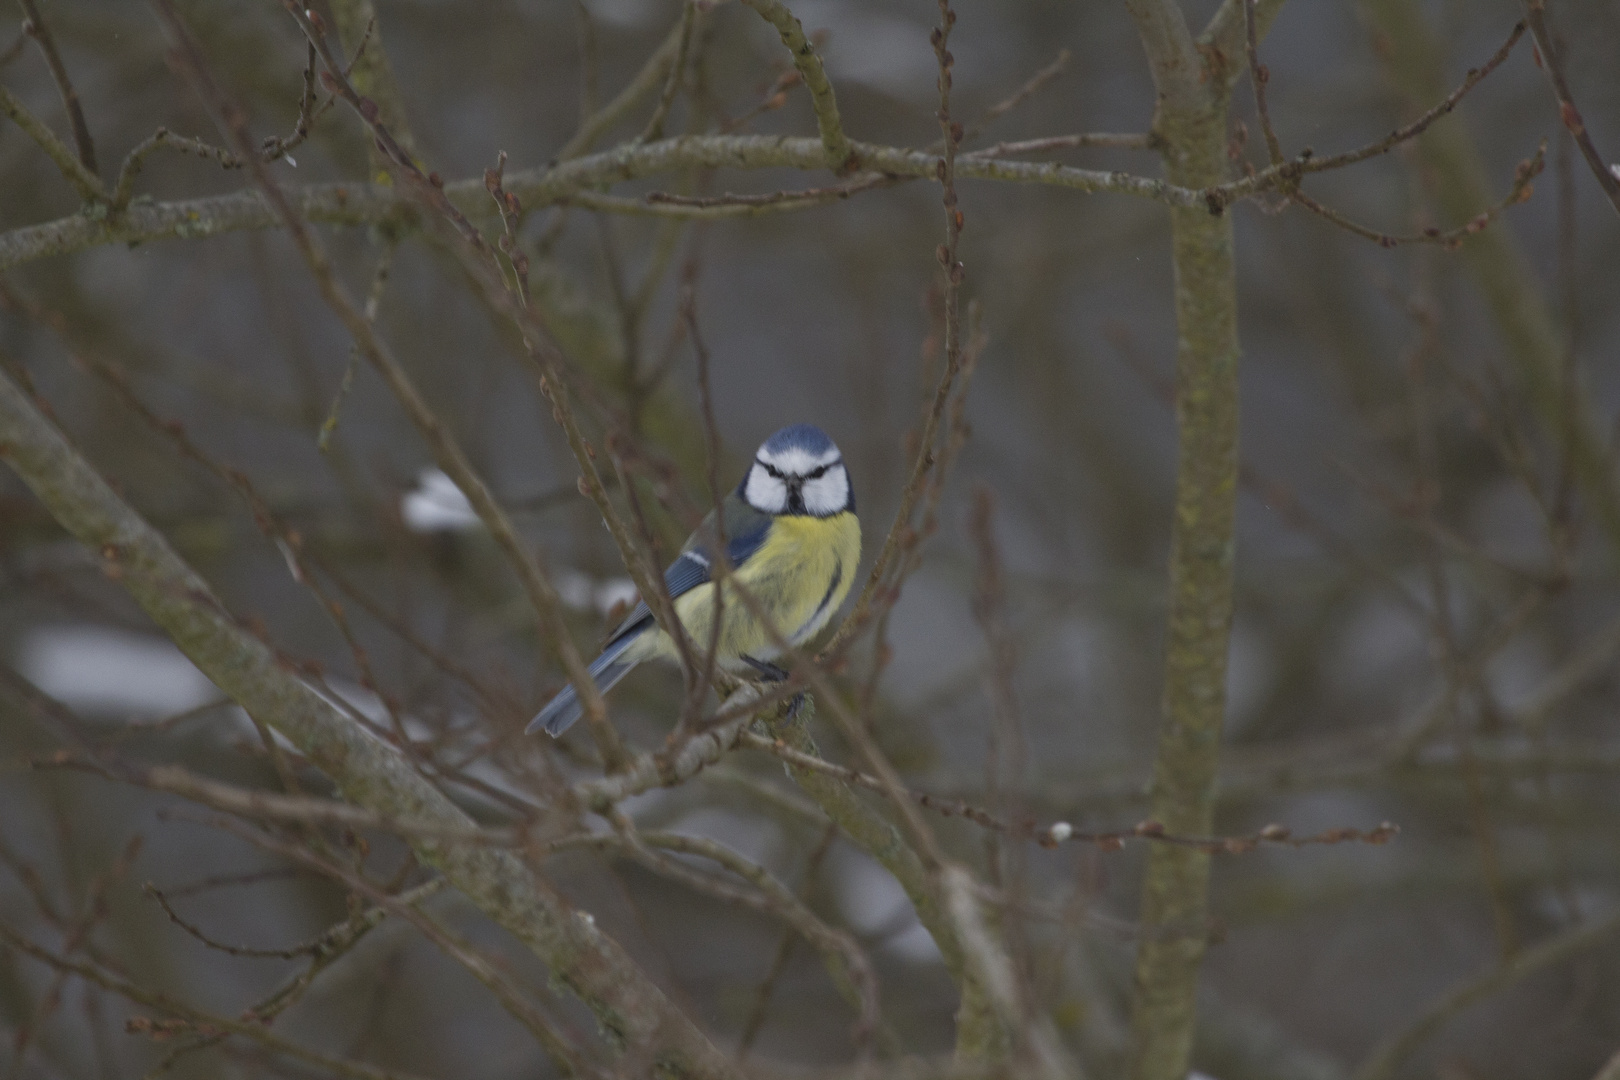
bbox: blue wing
[603,510,772,647]
[530,506,772,738]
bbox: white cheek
[802,468,848,516]
[744,467,787,513]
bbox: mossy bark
[1120,4,1245,1077]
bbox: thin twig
[17,0,96,174]
[1520,0,1620,218]
[261,42,322,163]
[2,280,415,749]
[140,878,446,1073]
[0,26,27,67]
[964,132,1157,160]
[681,285,729,730]
[283,2,715,766]
[645,172,901,208]
[304,3,672,674]
[110,127,240,208]
[0,920,438,1080]
[857,303,986,717]
[556,5,690,161]
[638,0,697,144]
[1352,910,1620,1080]
[0,361,735,1075]
[44,757,514,845]
[818,42,973,661]
[1289,141,1543,248]
[1205,20,1527,209]
[758,697,973,997]
[966,49,1071,138]
[1242,0,1283,166]
[1401,248,1517,957]
[736,730,1398,852]
[164,0,632,770]
[211,817,606,1079]
[577,824,880,1053]
[319,241,394,450]
[737,822,837,1058]
[145,883,331,960]
[968,485,1033,1005]
[0,83,104,201]
[738,0,855,172]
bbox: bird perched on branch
[529,424,860,737]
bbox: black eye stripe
[756,459,842,483]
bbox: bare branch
[1198,0,1290,89]
[818,73,978,662]
[110,127,241,209]
[1289,141,1544,248]
[0,83,104,201]
[328,0,413,155]
[16,0,96,174]
[1353,910,1620,1080]
[964,49,1070,139]
[738,731,1399,853]
[0,134,1205,272]
[760,699,976,993]
[154,0,633,769]
[637,0,698,144]
[964,132,1158,160]
[146,881,335,960]
[941,866,1074,1079]
[1361,0,1620,560]
[1242,0,1283,165]
[1520,0,1620,218]
[644,172,902,210]
[213,817,607,1079]
[738,0,855,172]
[1205,20,1527,210]
[0,365,738,1077]
[569,826,881,1052]
[738,823,837,1057]
[556,4,694,161]
[570,684,767,812]
[0,920,439,1080]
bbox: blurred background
[2,0,1619,1077]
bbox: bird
[528,423,861,737]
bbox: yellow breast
[662,511,860,666]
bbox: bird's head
[739,424,853,517]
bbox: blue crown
[760,424,836,457]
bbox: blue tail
[527,632,642,737]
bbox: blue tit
[528,423,861,737]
